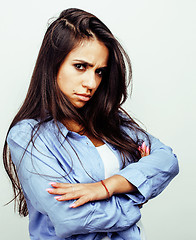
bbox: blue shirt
[7,119,179,240]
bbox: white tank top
[96,144,146,240]
[96,144,119,178]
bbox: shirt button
[91,202,95,206]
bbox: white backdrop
[1,0,196,239]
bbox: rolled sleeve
[116,134,179,204]
[7,121,141,238]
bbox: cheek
[57,69,74,91]
[96,78,102,90]
[57,79,72,97]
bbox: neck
[61,119,104,147]
[62,119,84,134]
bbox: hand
[47,142,150,208]
[138,142,150,158]
[137,142,150,208]
[46,181,108,208]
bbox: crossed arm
[46,142,150,208]
[7,120,179,238]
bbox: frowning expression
[57,39,109,108]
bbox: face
[57,38,109,108]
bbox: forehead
[66,39,109,66]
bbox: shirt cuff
[116,166,152,204]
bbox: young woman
[3,8,179,240]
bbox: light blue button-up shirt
[7,119,179,240]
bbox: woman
[3,8,179,240]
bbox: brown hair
[3,8,150,216]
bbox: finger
[140,142,146,157]
[46,187,72,195]
[50,182,71,188]
[54,191,82,201]
[69,196,89,208]
[141,151,145,157]
[142,142,146,152]
[146,146,150,155]
[141,142,151,157]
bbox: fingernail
[146,146,149,154]
[54,196,61,200]
[145,147,148,153]
[46,188,53,192]
[69,203,76,208]
[50,182,57,186]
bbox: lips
[74,93,92,102]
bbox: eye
[74,64,86,70]
[95,69,103,77]
[95,68,106,78]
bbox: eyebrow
[73,59,108,68]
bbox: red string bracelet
[101,180,110,199]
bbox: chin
[73,102,87,109]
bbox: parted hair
[3,8,150,216]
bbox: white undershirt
[96,144,146,240]
[96,144,119,178]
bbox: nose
[82,71,97,90]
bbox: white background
[1,0,196,239]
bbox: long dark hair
[3,8,150,217]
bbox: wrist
[100,180,110,199]
[102,176,118,196]
[104,175,137,195]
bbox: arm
[116,132,179,204]
[46,142,150,207]
[48,135,178,206]
[7,121,141,238]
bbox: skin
[47,38,150,208]
[57,38,110,147]
[47,143,149,208]
[57,38,109,109]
